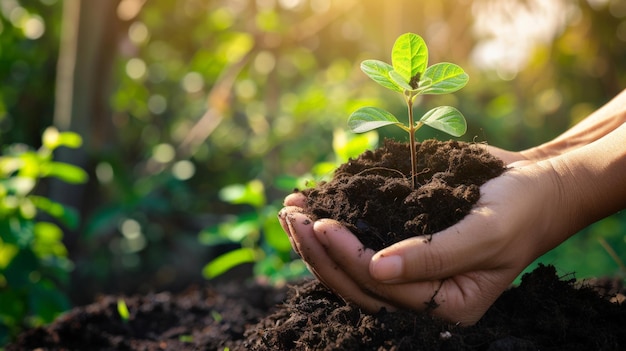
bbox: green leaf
[29,280,70,324]
[42,128,82,151]
[33,222,68,258]
[117,299,130,321]
[42,127,61,150]
[262,209,292,253]
[202,247,257,279]
[360,60,402,92]
[30,196,80,229]
[348,107,403,133]
[0,241,19,269]
[419,106,467,137]
[388,70,414,91]
[219,180,265,208]
[332,129,378,163]
[391,33,428,86]
[420,63,469,94]
[57,132,83,149]
[5,177,36,196]
[43,162,88,184]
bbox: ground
[8,140,626,350]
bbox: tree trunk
[51,0,122,248]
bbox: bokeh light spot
[253,51,276,75]
[172,160,195,181]
[152,143,175,163]
[148,94,167,114]
[235,79,257,100]
[117,0,145,21]
[95,162,114,184]
[22,15,45,39]
[126,58,146,80]
[128,21,149,45]
[181,72,204,93]
[120,219,141,239]
[278,0,303,10]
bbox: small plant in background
[200,129,377,284]
[116,298,130,323]
[200,178,305,285]
[348,32,469,188]
[0,127,87,344]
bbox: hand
[279,160,571,325]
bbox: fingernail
[370,255,403,281]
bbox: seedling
[348,33,469,188]
[117,299,130,323]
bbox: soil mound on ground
[7,266,626,350]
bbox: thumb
[369,211,499,283]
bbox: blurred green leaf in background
[0,127,86,344]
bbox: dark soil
[8,139,626,350]
[301,139,506,250]
[7,266,626,350]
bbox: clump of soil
[7,139,626,350]
[301,139,506,250]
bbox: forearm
[539,122,626,251]
[522,89,626,160]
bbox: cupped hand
[278,159,571,325]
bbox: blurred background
[1,0,626,342]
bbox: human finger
[314,218,517,324]
[285,215,394,313]
[278,206,307,255]
[311,219,441,312]
[283,192,307,207]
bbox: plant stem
[406,93,418,189]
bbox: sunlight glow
[310,0,331,13]
[278,0,304,10]
[117,0,146,21]
[471,0,573,79]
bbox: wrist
[538,123,626,248]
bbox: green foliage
[200,130,377,284]
[200,178,307,285]
[0,127,87,344]
[349,33,468,137]
[348,33,468,188]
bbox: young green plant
[348,32,469,188]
